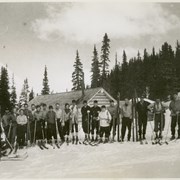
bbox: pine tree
[72,50,84,91]
[91,45,100,88]
[0,66,11,114]
[29,88,34,101]
[19,78,29,106]
[100,33,110,87]
[10,74,17,108]
[41,65,50,95]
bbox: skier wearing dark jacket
[136,96,149,140]
[90,100,101,142]
[81,100,91,142]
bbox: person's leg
[22,125,26,147]
[91,120,95,141]
[11,126,17,146]
[177,115,180,138]
[143,116,147,139]
[154,114,159,138]
[171,116,176,138]
[95,120,100,141]
[121,117,126,141]
[138,117,143,140]
[105,126,110,142]
[127,118,132,141]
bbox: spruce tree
[41,65,50,95]
[29,88,34,101]
[100,33,110,87]
[0,66,11,114]
[10,74,17,108]
[19,78,29,105]
[72,50,84,91]
[91,45,100,88]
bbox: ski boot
[72,136,75,144]
[170,136,175,141]
[66,137,69,146]
[104,138,108,144]
[75,136,78,145]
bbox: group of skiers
[0,92,180,151]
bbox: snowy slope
[1,109,180,178]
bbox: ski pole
[55,118,61,145]
[7,123,12,140]
[174,113,179,143]
[33,119,37,145]
[164,115,171,145]
[87,110,90,141]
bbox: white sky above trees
[0,2,180,99]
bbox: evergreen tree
[29,88,34,101]
[41,65,50,95]
[19,78,29,106]
[72,50,84,91]
[10,74,17,108]
[100,33,110,87]
[0,66,11,114]
[91,45,100,88]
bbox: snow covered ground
[1,109,180,178]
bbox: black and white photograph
[0,1,180,178]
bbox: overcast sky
[0,2,180,98]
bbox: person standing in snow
[1,108,11,138]
[121,98,132,142]
[148,98,166,140]
[136,96,149,140]
[62,103,71,144]
[54,103,64,142]
[90,100,101,142]
[16,109,28,148]
[46,106,57,144]
[70,100,79,144]
[98,105,112,143]
[33,105,44,147]
[41,104,48,141]
[107,100,118,142]
[169,93,180,140]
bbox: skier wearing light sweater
[98,105,112,143]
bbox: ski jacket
[90,106,101,120]
[1,113,11,127]
[41,110,48,121]
[70,105,79,124]
[16,115,28,125]
[121,103,132,119]
[46,111,56,124]
[107,105,118,118]
[10,113,18,127]
[33,111,43,122]
[54,109,63,121]
[98,110,112,127]
[23,109,33,122]
[62,109,71,122]
[169,99,180,116]
[136,101,149,117]
[81,105,91,118]
[148,102,166,114]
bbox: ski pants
[30,122,34,143]
[35,121,43,140]
[3,125,9,138]
[47,123,57,141]
[64,120,70,136]
[9,125,17,145]
[91,119,100,136]
[154,113,165,133]
[121,117,132,141]
[71,122,78,133]
[138,115,147,137]
[171,115,180,137]
[57,120,65,141]
[17,124,26,146]
[109,117,117,136]
[100,126,110,138]
[82,116,89,134]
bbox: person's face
[173,94,178,100]
[24,105,28,109]
[140,98,144,102]
[110,102,114,106]
[43,106,47,111]
[5,110,9,114]
[56,104,60,110]
[125,99,129,104]
[94,102,98,106]
[156,99,160,103]
[13,108,17,113]
[72,102,76,106]
[20,110,24,115]
[49,108,53,112]
[102,108,106,112]
[83,102,87,106]
[31,105,35,110]
[65,105,69,109]
[37,107,41,112]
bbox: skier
[121,98,132,142]
[169,93,180,140]
[107,100,117,142]
[90,100,101,142]
[148,98,166,140]
[31,104,36,115]
[98,105,112,143]
[33,105,44,149]
[9,107,18,147]
[41,103,48,141]
[136,96,149,140]
[16,109,28,148]
[62,103,71,145]
[1,108,11,138]
[81,100,91,143]
[46,105,57,145]
[70,100,79,144]
[54,103,64,142]
[23,103,33,144]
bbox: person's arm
[24,116,28,125]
